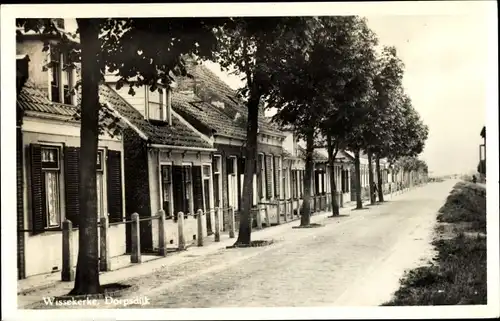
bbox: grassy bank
[383,181,487,306]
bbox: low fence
[23,191,351,282]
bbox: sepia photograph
[1,1,498,320]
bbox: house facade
[169,61,286,229]
[104,77,218,252]
[16,31,127,279]
[282,132,306,214]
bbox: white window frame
[269,154,275,200]
[213,155,223,208]
[227,156,238,211]
[96,148,107,220]
[201,163,213,213]
[40,144,63,229]
[146,86,167,121]
[48,48,74,105]
[159,161,174,218]
[258,153,266,200]
[182,162,194,215]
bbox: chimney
[16,55,29,95]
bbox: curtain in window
[45,171,60,227]
[96,172,104,219]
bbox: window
[291,170,297,199]
[41,146,61,227]
[202,165,211,212]
[96,150,104,219]
[274,157,281,199]
[268,155,275,199]
[282,166,287,199]
[182,165,192,214]
[147,87,165,121]
[50,49,72,104]
[258,154,265,199]
[212,156,222,208]
[160,164,173,216]
[297,170,304,198]
[227,157,238,210]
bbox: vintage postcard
[1,1,498,320]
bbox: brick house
[168,61,286,229]
[16,31,127,279]
[104,76,218,252]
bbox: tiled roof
[297,146,328,162]
[17,81,77,117]
[99,85,212,148]
[171,92,247,139]
[17,81,211,149]
[183,62,283,137]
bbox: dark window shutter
[30,144,46,234]
[64,147,80,227]
[266,155,272,199]
[257,155,262,199]
[107,150,123,223]
[238,157,245,175]
[172,165,184,220]
[192,166,203,213]
[226,157,234,175]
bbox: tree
[339,27,381,210]
[317,17,379,215]
[358,46,405,204]
[214,17,319,242]
[390,95,429,189]
[17,17,230,295]
[267,16,378,224]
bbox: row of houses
[15,24,393,279]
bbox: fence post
[214,207,221,242]
[61,219,74,281]
[256,205,263,229]
[177,212,186,250]
[131,213,141,264]
[264,204,270,227]
[228,207,235,239]
[276,200,281,225]
[100,215,111,271]
[284,199,289,222]
[158,210,167,257]
[197,209,204,247]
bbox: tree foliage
[213,17,319,242]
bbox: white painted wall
[21,117,125,277]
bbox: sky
[204,14,492,176]
[63,9,492,176]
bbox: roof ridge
[187,63,283,136]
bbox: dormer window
[49,49,74,105]
[146,86,172,125]
[147,87,165,121]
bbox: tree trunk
[326,135,339,216]
[375,155,384,202]
[70,19,101,295]
[367,151,375,205]
[354,150,363,209]
[301,131,314,226]
[234,86,260,246]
